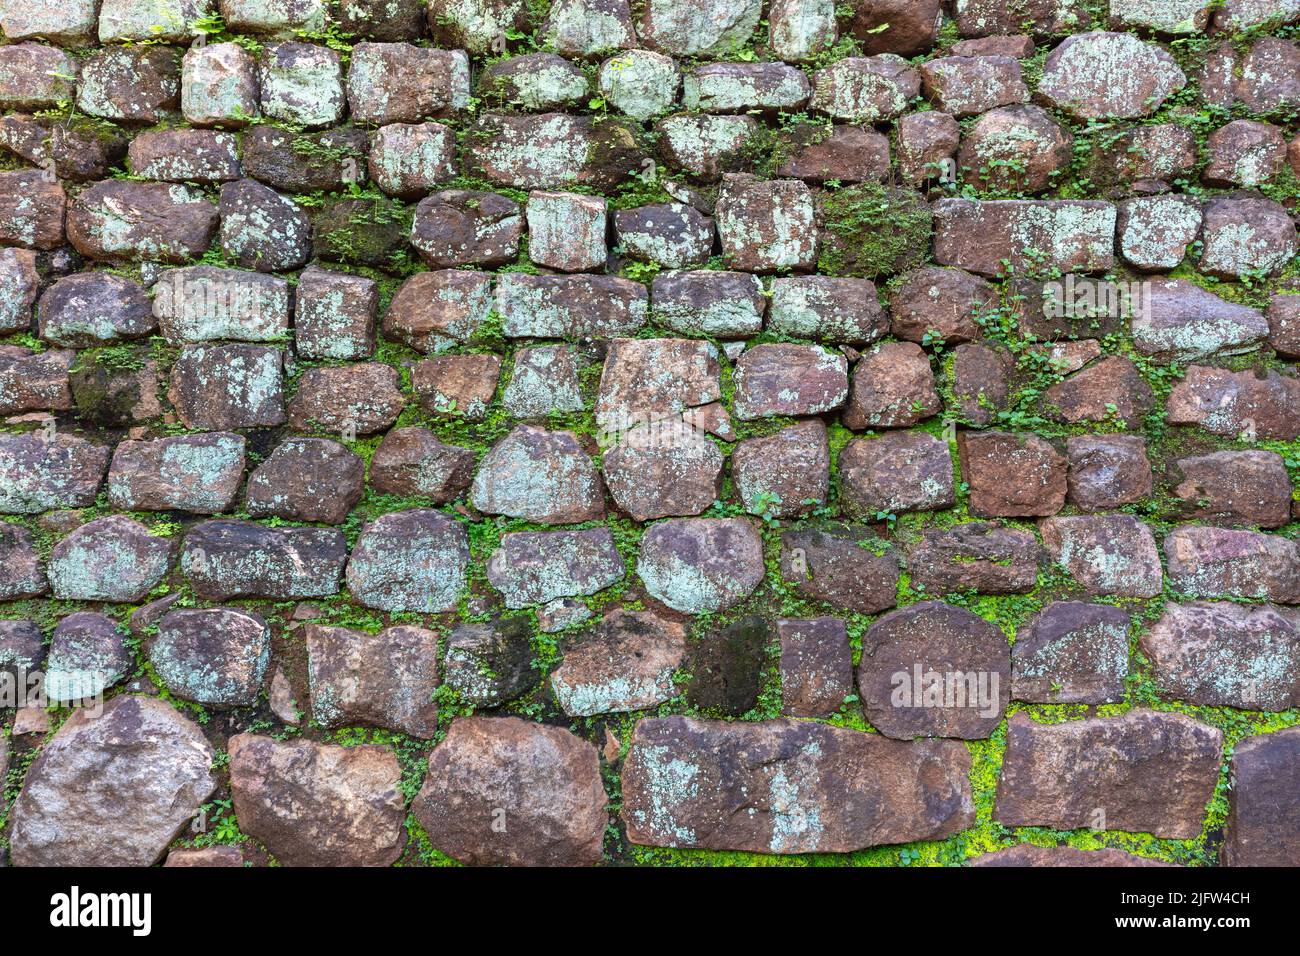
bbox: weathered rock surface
[623,717,974,852]
[346,509,468,613]
[1222,727,1300,866]
[1011,601,1131,705]
[636,517,764,614]
[230,734,406,867]
[149,607,271,707]
[307,624,440,738]
[995,711,1222,839]
[551,609,686,716]
[413,716,607,865]
[9,696,215,867]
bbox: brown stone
[635,517,764,614]
[551,609,686,717]
[1012,601,1131,705]
[229,734,406,867]
[413,716,607,866]
[288,363,405,436]
[843,341,940,430]
[602,422,723,521]
[622,716,973,852]
[957,104,1071,194]
[732,343,847,420]
[971,846,1174,867]
[1222,727,1300,866]
[1169,450,1292,528]
[471,425,605,524]
[840,430,955,518]
[778,617,853,718]
[732,419,829,519]
[959,431,1066,518]
[1165,365,1300,441]
[1039,514,1162,598]
[780,526,900,615]
[1065,434,1153,511]
[68,180,217,264]
[306,624,440,738]
[1165,524,1300,604]
[1037,31,1185,120]
[369,427,476,503]
[1042,356,1154,427]
[778,125,890,184]
[889,266,995,344]
[932,199,1115,277]
[951,342,1013,427]
[857,601,1009,739]
[0,171,65,250]
[896,111,960,185]
[412,354,500,422]
[245,438,363,524]
[995,711,1222,839]
[908,522,1039,596]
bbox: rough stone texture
[716,175,817,273]
[889,266,995,344]
[346,509,469,613]
[933,199,1116,277]
[732,344,847,420]
[1065,434,1153,512]
[1222,727,1300,867]
[636,517,764,614]
[1133,278,1269,362]
[369,427,477,503]
[778,617,853,718]
[970,846,1176,867]
[181,520,346,601]
[995,711,1223,839]
[0,432,110,514]
[472,425,604,524]
[843,341,940,430]
[219,178,313,273]
[651,270,763,338]
[1166,365,1300,441]
[288,363,405,435]
[959,431,1066,518]
[1011,602,1131,705]
[551,609,686,716]
[1116,196,1202,272]
[1140,601,1300,710]
[69,181,217,264]
[811,55,921,123]
[229,734,406,867]
[767,276,888,344]
[1038,32,1185,119]
[495,273,648,338]
[245,437,364,524]
[8,696,215,867]
[0,523,47,600]
[149,607,271,706]
[413,716,607,865]
[107,432,245,514]
[44,611,131,703]
[47,514,170,602]
[1039,514,1162,598]
[168,344,285,431]
[1166,524,1300,605]
[840,430,955,518]
[623,717,974,852]
[38,272,154,347]
[1169,450,1293,528]
[1199,194,1298,280]
[780,526,900,614]
[443,618,538,707]
[603,422,723,521]
[487,527,623,608]
[958,105,1071,194]
[307,624,440,737]
[857,601,1010,739]
[907,523,1039,596]
[732,419,829,519]
[347,44,468,124]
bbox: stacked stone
[0,0,1298,868]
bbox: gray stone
[551,609,686,716]
[181,520,346,600]
[48,515,170,603]
[307,624,440,738]
[471,425,605,524]
[636,517,764,614]
[107,432,245,514]
[346,509,469,613]
[487,528,624,609]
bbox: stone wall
[0,0,1299,867]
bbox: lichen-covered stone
[1011,601,1131,705]
[245,437,364,524]
[76,46,180,124]
[107,432,245,514]
[241,125,368,193]
[181,41,259,128]
[716,174,817,272]
[338,0,427,40]
[1116,195,1202,271]
[153,266,290,344]
[443,618,538,707]
[218,178,312,273]
[293,265,377,360]
[502,345,586,418]
[1169,449,1292,528]
[0,0,98,44]
[651,270,762,338]
[47,514,170,602]
[769,0,837,61]
[44,611,131,703]
[921,55,1027,117]
[636,0,761,57]
[412,353,500,422]
[655,113,758,180]
[598,49,679,119]
[345,509,469,612]
[957,104,1071,194]
[0,248,39,335]
[1140,601,1300,710]
[733,419,829,519]
[487,527,624,608]
[603,421,723,521]
[68,181,217,263]
[780,526,899,614]
[1065,434,1152,511]
[257,41,343,128]
[637,517,763,614]
[766,276,887,344]
[1038,31,1185,119]
[0,346,74,415]
[810,55,921,122]
[779,124,891,184]
[995,711,1221,839]
[840,430,955,517]
[0,114,128,182]
[1132,278,1268,362]
[907,522,1040,596]
[544,0,635,57]
[683,62,811,113]
[368,121,456,198]
[220,0,329,36]
[1165,524,1300,604]
[287,363,406,435]
[889,266,994,344]
[778,617,851,718]
[623,716,973,852]
[1198,194,1298,279]
[551,609,686,716]
[182,519,346,600]
[615,203,713,269]
[468,112,644,190]
[368,427,477,502]
[149,607,271,706]
[932,199,1115,277]
[229,733,406,866]
[307,623,440,737]
[733,343,847,419]
[410,191,521,269]
[527,191,607,272]
[0,171,66,251]
[167,343,285,430]
[347,42,468,124]
[472,425,604,524]
[384,269,493,351]
[1165,364,1300,441]
[0,524,47,600]
[1039,514,1163,598]
[0,42,76,112]
[0,432,110,514]
[128,129,241,184]
[843,341,941,430]
[495,273,647,338]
